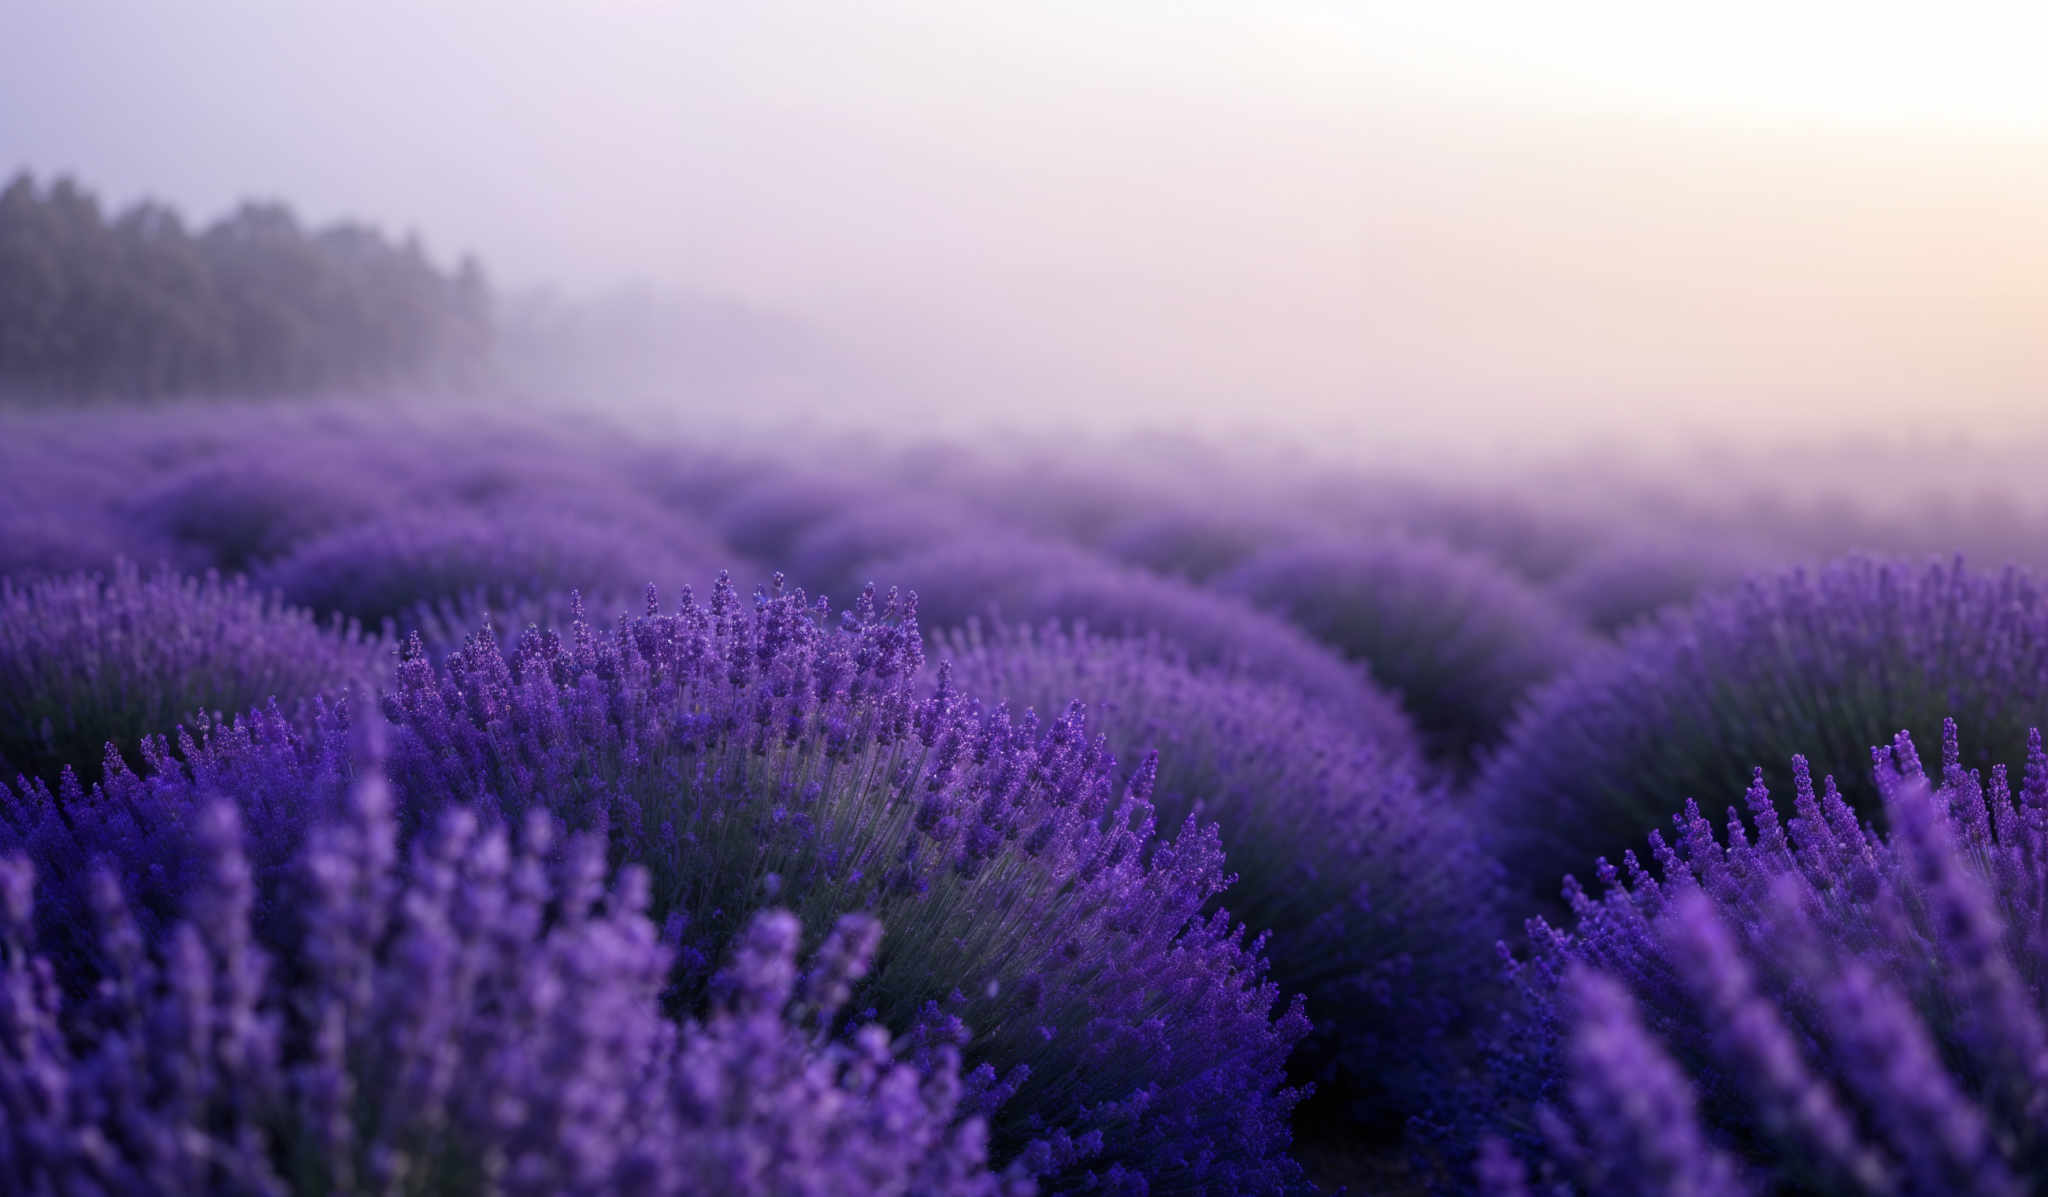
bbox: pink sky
[5,1,2044,442]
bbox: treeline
[0,173,492,398]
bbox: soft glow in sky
[1317,3,2048,130]
[3,1,2044,441]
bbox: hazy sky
[6,2,2046,440]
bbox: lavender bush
[785,498,994,599]
[0,747,1014,1195]
[943,622,1500,1122]
[878,536,1396,718]
[923,450,1162,549]
[708,473,890,562]
[397,590,603,667]
[1544,534,1778,636]
[128,455,396,572]
[1099,506,1309,583]
[1478,555,2048,896]
[624,442,771,517]
[0,507,156,581]
[0,565,376,787]
[376,576,1310,1193]
[7,574,1310,1192]
[1218,534,1595,765]
[1306,476,1603,584]
[256,506,732,628]
[680,909,1027,1196]
[1473,722,2048,1196]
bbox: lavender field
[10,3,2048,1193]
[5,393,2048,1195]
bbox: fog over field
[11,7,2048,1195]
[9,2,2045,445]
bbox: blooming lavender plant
[1477,555,2048,896]
[877,536,1391,717]
[128,454,397,572]
[680,909,1027,1196]
[1098,506,1310,583]
[255,505,731,628]
[922,449,1163,549]
[395,590,604,667]
[0,764,682,1192]
[1306,475,1603,584]
[942,622,1501,1123]
[1218,534,1595,766]
[10,573,1309,1192]
[0,739,1013,1195]
[1543,534,1779,636]
[0,564,376,787]
[1471,721,2048,1196]
[708,473,891,562]
[0,507,157,581]
[373,576,1309,1192]
[785,498,995,599]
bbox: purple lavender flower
[942,621,1500,1124]
[0,773,677,1192]
[1217,533,1595,765]
[16,573,1308,1192]
[1477,555,2048,897]
[1540,968,1752,1197]
[679,909,1028,1196]
[0,564,376,787]
[1470,724,2048,1195]
[396,589,608,667]
[0,746,1014,1194]
[374,574,1308,1192]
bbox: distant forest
[0,174,492,398]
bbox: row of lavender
[4,400,2047,1194]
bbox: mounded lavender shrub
[1473,723,2048,1196]
[1309,476,1602,584]
[785,498,992,599]
[877,536,1396,720]
[256,505,733,628]
[10,574,1309,1193]
[626,443,770,517]
[1218,534,1595,766]
[929,452,1161,549]
[376,576,1309,1193]
[0,507,158,581]
[0,564,377,787]
[942,623,1501,1122]
[683,909,1027,1196]
[396,590,603,667]
[1477,556,2048,897]
[1545,534,1779,636]
[863,536,1108,629]
[127,455,395,572]
[0,750,1013,1195]
[1099,506,1308,583]
[398,432,643,511]
[708,473,888,563]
